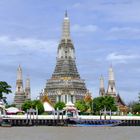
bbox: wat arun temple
[42,12,89,104]
[13,12,127,113]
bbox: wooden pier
[2,118,68,126]
[1,115,140,126]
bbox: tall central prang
[44,12,88,104]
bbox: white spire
[62,11,70,40]
[25,77,31,100]
[100,75,104,89]
[107,65,117,97]
[25,77,30,88]
[15,65,24,93]
[17,65,22,80]
[109,65,115,81]
[99,75,105,96]
[15,65,25,108]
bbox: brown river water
[0,126,140,140]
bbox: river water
[0,126,139,140]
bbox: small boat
[68,119,122,127]
[71,124,115,127]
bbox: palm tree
[0,81,12,103]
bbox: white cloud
[0,35,57,55]
[104,26,140,40]
[72,24,98,33]
[72,1,140,23]
[106,53,140,63]
[110,27,140,33]
[72,3,83,9]
[101,1,132,6]
[106,1,140,23]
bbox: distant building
[43,12,89,104]
[99,66,128,114]
[14,65,31,108]
[25,77,31,100]
[106,66,117,97]
[99,75,105,96]
[14,65,25,108]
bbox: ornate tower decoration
[44,12,88,104]
[99,75,105,96]
[14,65,25,108]
[106,66,117,97]
[98,66,128,114]
[25,77,31,100]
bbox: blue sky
[0,0,140,104]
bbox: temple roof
[116,94,126,106]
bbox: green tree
[32,100,44,114]
[103,96,117,111]
[128,93,140,114]
[22,100,44,115]
[92,97,104,114]
[132,103,140,114]
[54,102,66,110]
[0,81,12,103]
[75,100,88,113]
[92,96,117,114]
[22,100,33,112]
